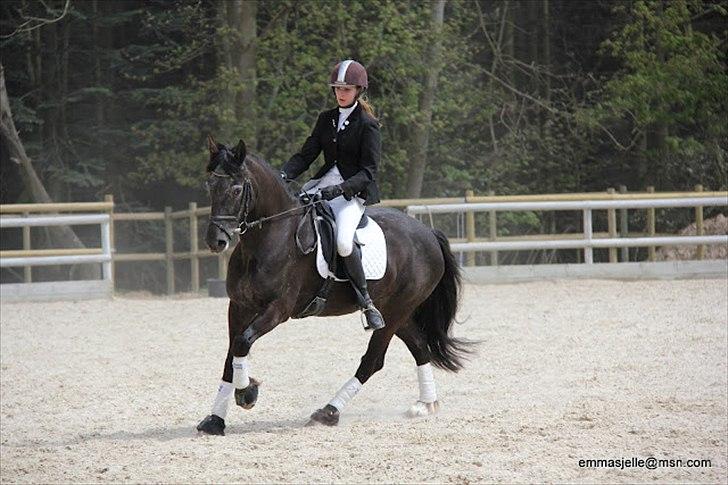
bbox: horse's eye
[231,185,244,195]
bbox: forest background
[1,0,726,288]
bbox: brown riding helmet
[329,59,368,91]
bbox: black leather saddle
[312,201,368,280]
[293,196,369,318]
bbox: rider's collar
[338,100,358,114]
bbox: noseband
[209,171,254,239]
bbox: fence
[1,188,726,296]
[107,194,477,295]
[0,212,113,301]
[407,189,728,282]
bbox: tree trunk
[92,0,105,127]
[540,0,551,136]
[504,0,515,85]
[0,63,99,280]
[216,0,234,117]
[59,12,73,198]
[236,0,257,149]
[405,0,446,198]
[647,1,667,185]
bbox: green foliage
[2,0,726,288]
[593,0,727,188]
[602,1,726,130]
[1,0,725,209]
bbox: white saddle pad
[315,216,387,281]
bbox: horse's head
[204,135,251,253]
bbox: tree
[1,62,99,279]
[405,0,446,198]
[596,0,728,188]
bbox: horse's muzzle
[206,223,231,253]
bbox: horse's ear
[207,135,218,156]
[233,139,247,165]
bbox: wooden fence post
[164,206,175,295]
[465,190,475,267]
[189,202,200,293]
[22,211,31,282]
[104,194,115,291]
[488,190,498,266]
[218,252,228,280]
[695,184,705,260]
[619,185,629,262]
[646,186,656,261]
[607,188,617,263]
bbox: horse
[196,136,474,435]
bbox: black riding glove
[320,185,344,201]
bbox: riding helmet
[329,59,368,91]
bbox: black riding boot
[343,244,385,330]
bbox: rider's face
[334,86,357,107]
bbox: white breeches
[328,195,365,256]
[304,165,365,257]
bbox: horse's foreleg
[230,302,285,409]
[396,324,440,417]
[197,351,236,435]
[197,303,257,436]
[308,327,396,426]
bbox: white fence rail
[0,213,112,301]
[407,197,728,265]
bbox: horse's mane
[246,152,299,204]
[207,144,298,204]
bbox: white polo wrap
[417,363,437,403]
[211,380,234,419]
[232,356,250,389]
[328,377,363,411]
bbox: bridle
[208,171,254,240]
[208,170,323,240]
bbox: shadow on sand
[5,418,307,448]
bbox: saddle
[293,196,387,318]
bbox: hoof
[196,414,225,436]
[307,404,340,426]
[235,377,261,410]
[406,400,440,418]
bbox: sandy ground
[1,279,726,484]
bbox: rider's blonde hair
[358,89,377,120]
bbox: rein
[236,199,323,235]
[209,171,323,237]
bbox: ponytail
[358,93,377,120]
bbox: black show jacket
[282,104,381,205]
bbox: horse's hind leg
[308,326,396,426]
[396,323,440,417]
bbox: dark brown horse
[196,137,473,435]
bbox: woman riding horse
[280,59,384,331]
[196,62,473,436]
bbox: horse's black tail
[413,229,476,372]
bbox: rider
[280,59,385,331]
